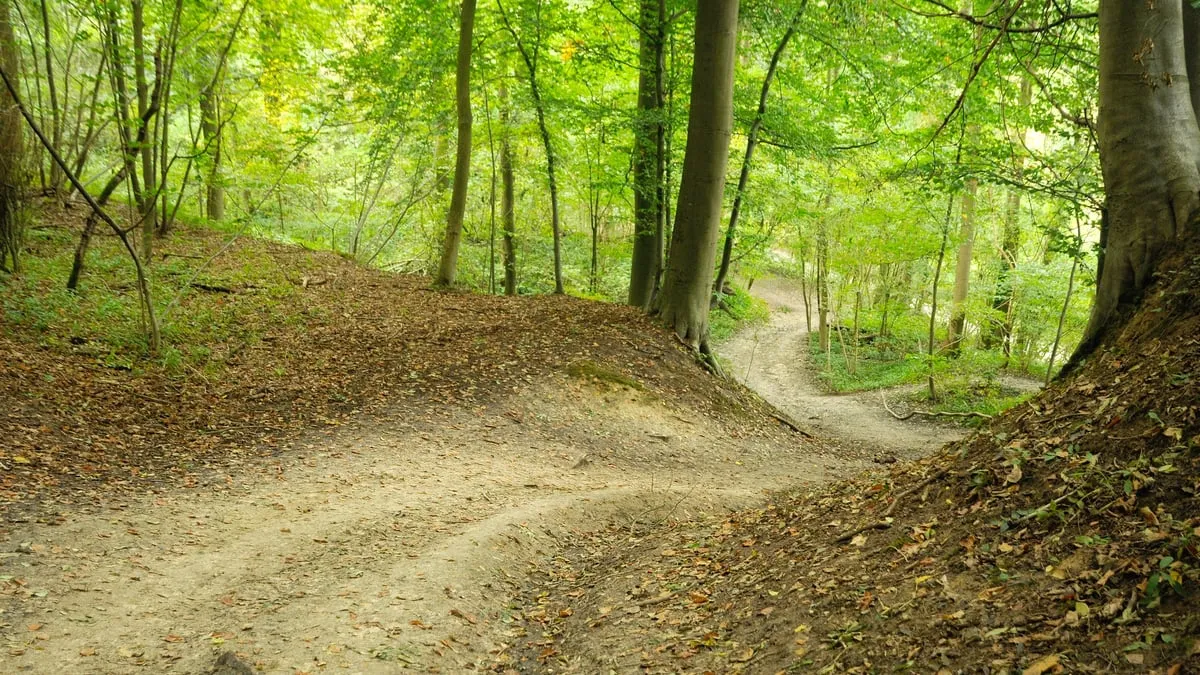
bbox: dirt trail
[0,380,854,673]
[716,277,967,459]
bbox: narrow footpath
[716,276,966,459]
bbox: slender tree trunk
[1069,0,1200,366]
[654,0,739,355]
[436,0,476,287]
[131,0,157,257]
[1046,215,1082,385]
[531,84,562,293]
[628,0,665,308]
[928,200,953,401]
[484,83,497,293]
[816,196,831,353]
[0,0,22,272]
[68,167,128,290]
[496,0,563,293]
[712,1,806,301]
[946,176,976,355]
[199,83,224,221]
[799,256,812,333]
[500,86,517,296]
[37,0,61,192]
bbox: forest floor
[0,207,943,674]
[7,209,1193,674]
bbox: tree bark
[131,0,157,256]
[1070,0,1200,365]
[0,0,21,272]
[37,0,61,192]
[654,0,739,352]
[436,0,476,287]
[199,82,224,221]
[628,0,665,309]
[500,86,517,296]
[712,1,806,302]
[946,176,976,356]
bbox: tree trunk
[946,176,976,356]
[67,166,128,290]
[654,0,739,352]
[628,0,665,309]
[0,0,21,272]
[436,0,476,287]
[37,0,61,193]
[131,0,157,258]
[199,81,224,221]
[816,197,831,353]
[712,1,805,302]
[1070,0,1200,365]
[500,86,517,296]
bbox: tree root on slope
[880,392,993,421]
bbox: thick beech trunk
[654,0,739,351]
[1071,0,1200,365]
[436,0,476,287]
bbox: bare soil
[1,377,856,673]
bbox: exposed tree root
[881,393,992,421]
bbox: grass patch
[566,360,644,390]
[0,203,311,377]
[709,285,770,343]
[808,328,1038,421]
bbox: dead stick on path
[834,467,950,544]
[881,392,993,421]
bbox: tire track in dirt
[0,379,855,673]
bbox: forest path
[715,276,966,459]
[1,380,854,674]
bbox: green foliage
[0,208,300,377]
[710,285,770,343]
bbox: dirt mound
[497,242,1200,671]
[0,204,787,513]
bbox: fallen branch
[770,411,813,437]
[881,392,993,421]
[835,468,950,544]
[190,282,236,293]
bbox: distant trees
[0,0,1117,379]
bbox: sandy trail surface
[1,380,853,673]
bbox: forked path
[716,276,966,458]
